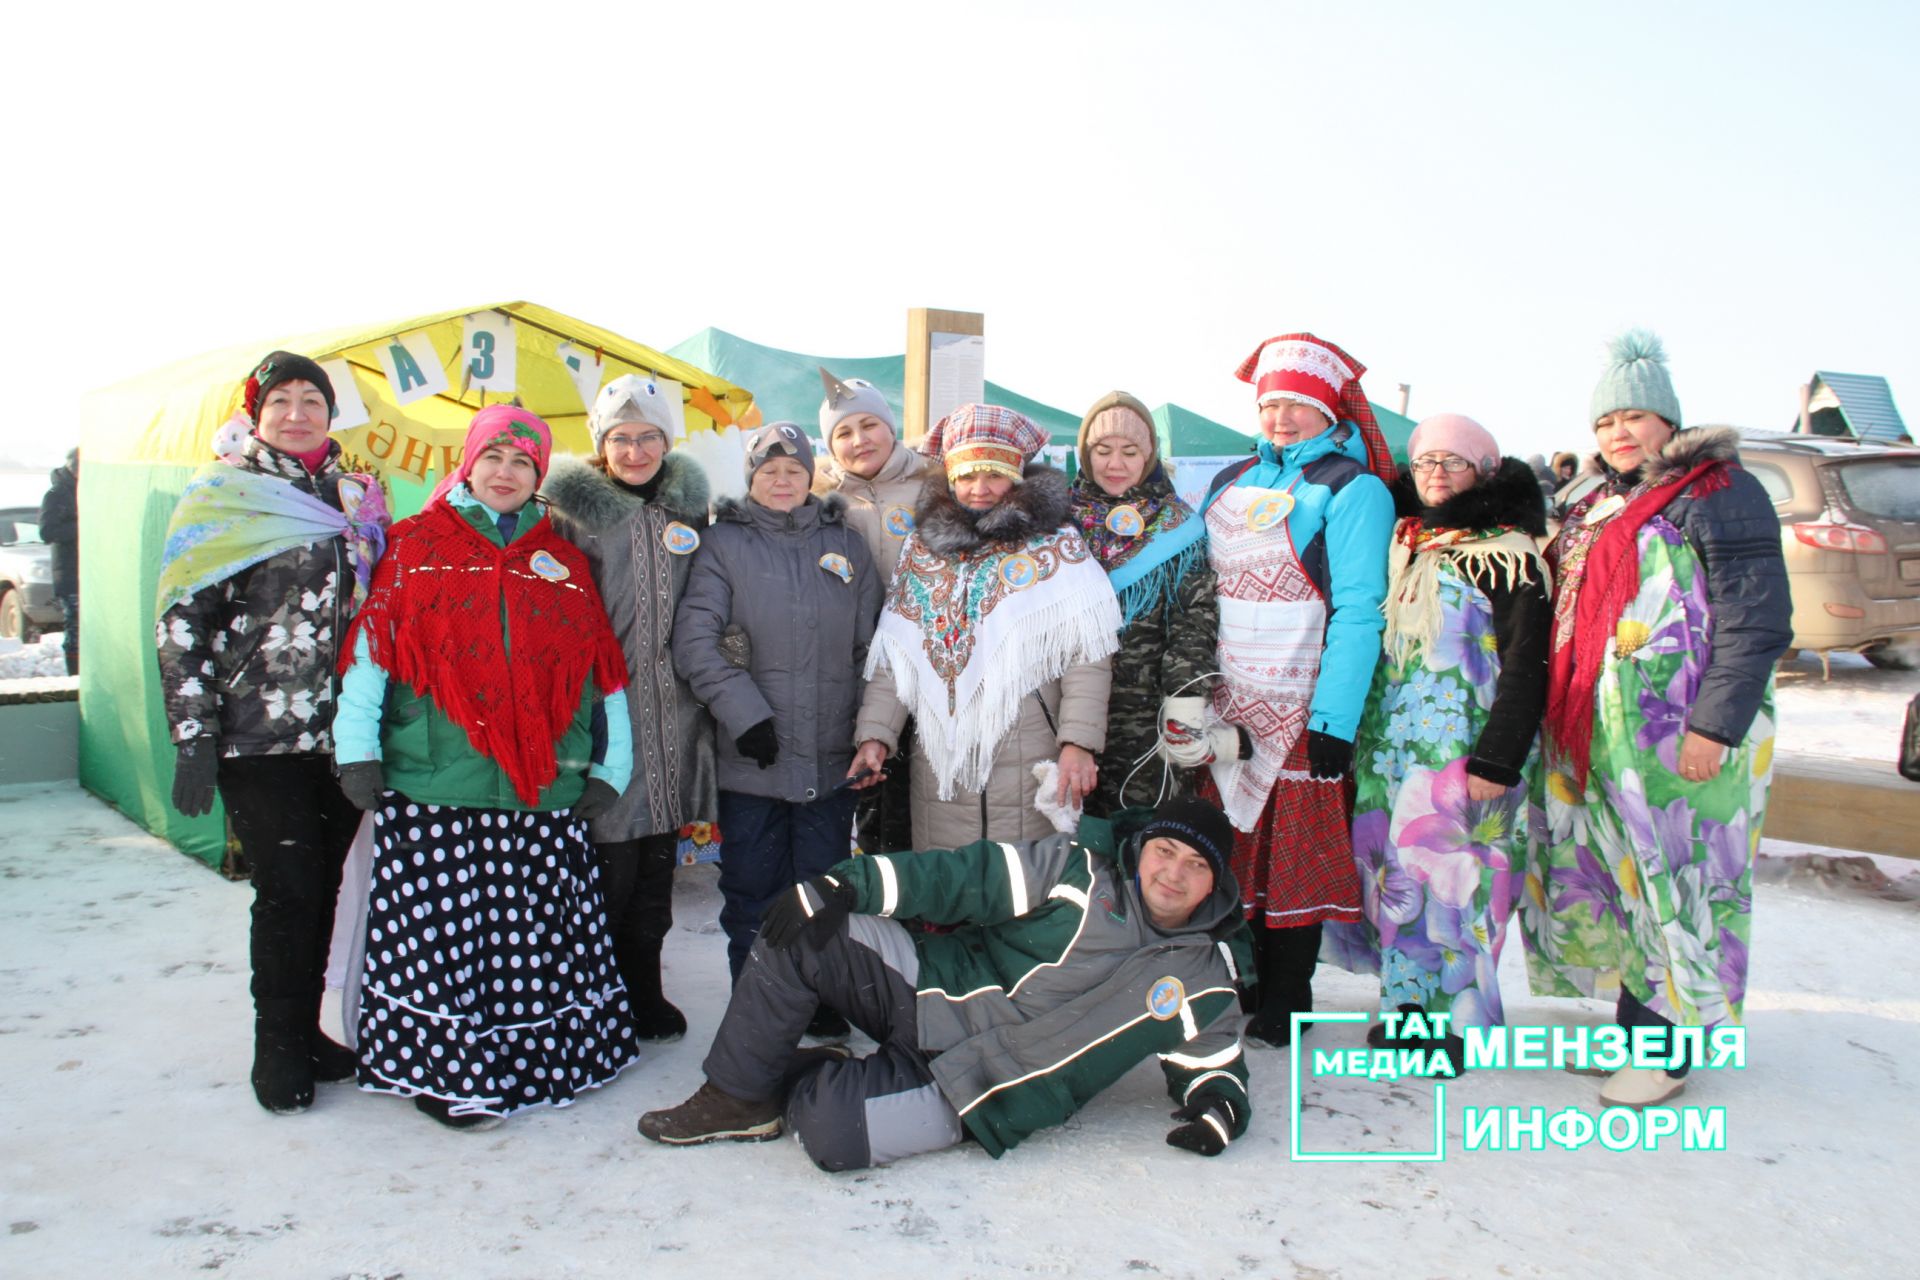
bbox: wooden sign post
[903,308,985,446]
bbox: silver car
[0,506,59,642]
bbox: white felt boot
[1599,1066,1687,1109]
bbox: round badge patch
[1584,494,1627,525]
[662,521,701,555]
[819,552,853,583]
[528,550,570,582]
[1105,504,1145,537]
[1245,491,1295,533]
[999,553,1038,590]
[1147,976,1185,1021]
[884,505,915,537]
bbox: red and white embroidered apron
[1203,481,1360,925]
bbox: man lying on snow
[639,794,1255,1171]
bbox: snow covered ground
[0,634,69,681]
[3,657,1916,1278]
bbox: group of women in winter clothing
[156,322,1786,1129]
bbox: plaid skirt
[356,798,641,1118]
[1199,734,1360,927]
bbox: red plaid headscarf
[1236,333,1397,483]
[920,403,1050,483]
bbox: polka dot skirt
[355,800,641,1117]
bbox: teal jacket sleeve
[332,630,388,765]
[589,689,633,792]
[1307,473,1394,741]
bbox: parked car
[1736,432,1920,668]
[0,506,59,642]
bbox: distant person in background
[1524,330,1790,1109]
[1551,452,1580,485]
[38,448,79,675]
[812,367,936,855]
[1064,390,1224,815]
[544,375,719,1045]
[156,352,389,1115]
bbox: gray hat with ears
[818,367,898,438]
[744,420,817,484]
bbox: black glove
[1166,1097,1239,1157]
[573,777,619,823]
[171,739,218,817]
[758,874,856,951]
[736,719,779,770]
[1305,730,1354,781]
[337,760,386,812]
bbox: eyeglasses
[605,431,669,453]
[1409,455,1474,474]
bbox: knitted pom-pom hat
[1589,328,1682,429]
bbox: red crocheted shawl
[342,500,627,806]
[1544,460,1729,788]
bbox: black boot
[252,1000,316,1114]
[624,940,688,1043]
[310,1029,359,1082]
[1244,923,1322,1048]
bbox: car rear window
[1744,462,1794,505]
[1836,459,1920,521]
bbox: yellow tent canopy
[76,302,751,867]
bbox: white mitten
[1030,761,1082,834]
[1159,695,1243,768]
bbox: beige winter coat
[853,466,1112,849]
[812,442,938,584]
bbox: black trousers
[592,831,679,1000]
[854,721,915,856]
[217,754,361,1019]
[1618,987,1694,1078]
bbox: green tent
[670,327,1415,463]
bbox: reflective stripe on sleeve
[999,842,1028,917]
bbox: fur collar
[915,463,1072,557]
[1393,457,1547,535]
[713,491,848,528]
[540,451,710,532]
[1644,426,1740,486]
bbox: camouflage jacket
[1092,553,1219,814]
[155,436,354,757]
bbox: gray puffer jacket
[544,451,719,840]
[673,492,884,803]
[1583,426,1792,747]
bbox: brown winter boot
[638,1081,783,1145]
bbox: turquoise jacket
[1207,421,1395,742]
[333,486,632,810]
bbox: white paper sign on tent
[652,376,689,440]
[376,330,450,406]
[318,359,371,432]
[556,341,605,410]
[461,313,518,393]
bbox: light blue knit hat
[1589,328,1681,429]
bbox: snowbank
[0,633,67,680]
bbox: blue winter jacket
[1206,421,1395,742]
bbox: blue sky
[3,0,1913,466]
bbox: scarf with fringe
[1069,470,1207,626]
[341,497,627,807]
[1382,519,1543,668]
[867,523,1121,800]
[156,450,388,615]
[1545,460,1730,788]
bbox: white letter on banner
[1311,1049,1347,1076]
[1464,1025,1505,1070]
[1708,1027,1746,1069]
[377,331,450,406]
[1551,1024,1588,1071]
[319,360,370,432]
[556,341,604,410]
[1548,1108,1595,1150]
[1508,1108,1547,1151]
[1598,1108,1640,1152]
[1591,1025,1629,1071]
[1671,1027,1705,1071]
[1462,1108,1501,1151]
[1684,1107,1728,1150]
[1641,1107,1679,1150]
[462,313,517,393]
[1510,1025,1546,1069]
